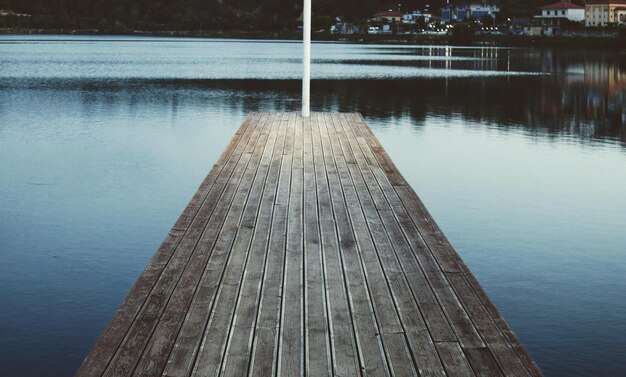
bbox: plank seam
[324,113,393,376]
[131,112,273,377]
[352,113,540,377]
[76,113,261,377]
[181,113,276,377]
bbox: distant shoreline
[1,28,625,51]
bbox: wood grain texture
[76,112,542,377]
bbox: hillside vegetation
[0,0,583,32]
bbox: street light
[302,0,311,117]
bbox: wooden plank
[173,114,261,231]
[342,130,458,342]
[435,342,476,377]
[335,114,449,377]
[319,114,390,377]
[75,114,260,377]
[347,113,539,376]
[173,112,278,377]
[185,112,277,375]
[413,186,542,376]
[312,114,361,377]
[278,113,305,377]
[346,115,541,375]
[248,112,296,377]
[327,114,418,376]
[346,114,485,350]
[446,273,530,377]
[460,271,543,377]
[463,348,505,377]
[219,113,288,377]
[148,113,272,377]
[99,113,269,377]
[350,114,460,273]
[380,155,541,377]
[339,114,478,377]
[131,113,276,377]
[344,142,456,342]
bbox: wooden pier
[76,112,542,377]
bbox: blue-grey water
[0,36,625,377]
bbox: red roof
[541,2,584,9]
[585,0,626,4]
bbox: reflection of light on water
[566,65,585,75]
[507,50,511,72]
[584,60,626,95]
[0,38,556,80]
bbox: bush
[313,15,334,31]
[97,18,110,32]
[111,20,127,34]
[449,22,479,45]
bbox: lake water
[0,36,625,376]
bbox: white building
[373,11,403,23]
[585,0,626,26]
[536,2,585,24]
[402,11,432,24]
[441,3,500,24]
[618,8,626,23]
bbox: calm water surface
[1,36,625,376]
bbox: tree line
[0,0,583,33]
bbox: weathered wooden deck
[76,112,542,377]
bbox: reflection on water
[4,75,622,146]
[0,37,625,377]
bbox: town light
[303,0,311,117]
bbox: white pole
[302,0,311,117]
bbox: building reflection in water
[331,46,625,143]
